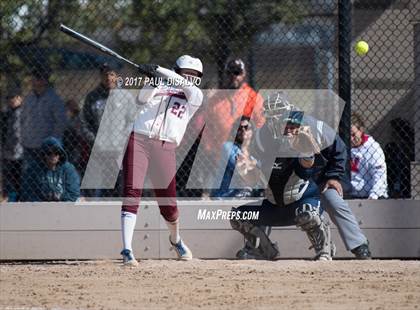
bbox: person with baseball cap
[206,58,264,146]
[81,62,119,147]
[80,62,120,197]
[222,58,265,124]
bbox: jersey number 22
[171,102,186,119]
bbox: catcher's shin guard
[295,203,335,261]
[230,217,279,260]
[236,226,274,260]
[236,241,266,260]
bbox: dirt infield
[1,260,419,310]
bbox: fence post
[412,21,420,198]
[414,23,420,163]
[338,0,352,185]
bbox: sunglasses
[239,124,251,131]
[227,69,243,76]
[46,149,60,156]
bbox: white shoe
[120,249,139,266]
[316,253,333,261]
[170,237,193,261]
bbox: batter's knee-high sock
[166,218,180,244]
[121,211,137,251]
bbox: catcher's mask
[264,92,303,140]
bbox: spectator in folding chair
[211,117,262,198]
[20,137,80,202]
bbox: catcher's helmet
[264,91,294,118]
[264,91,296,139]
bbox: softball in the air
[355,41,369,56]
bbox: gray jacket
[21,88,67,149]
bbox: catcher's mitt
[290,126,321,155]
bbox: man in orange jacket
[202,59,265,162]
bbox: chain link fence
[351,0,420,198]
[1,0,419,201]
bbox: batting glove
[138,64,158,77]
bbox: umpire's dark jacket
[315,135,349,189]
[302,115,350,191]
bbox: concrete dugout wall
[1,200,419,260]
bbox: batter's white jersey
[133,67,203,145]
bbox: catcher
[230,106,335,261]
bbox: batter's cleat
[120,249,139,267]
[170,238,193,261]
[351,243,372,260]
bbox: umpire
[276,95,371,259]
[292,100,371,258]
[316,129,371,258]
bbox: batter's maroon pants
[122,132,179,222]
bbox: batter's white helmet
[174,55,203,77]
